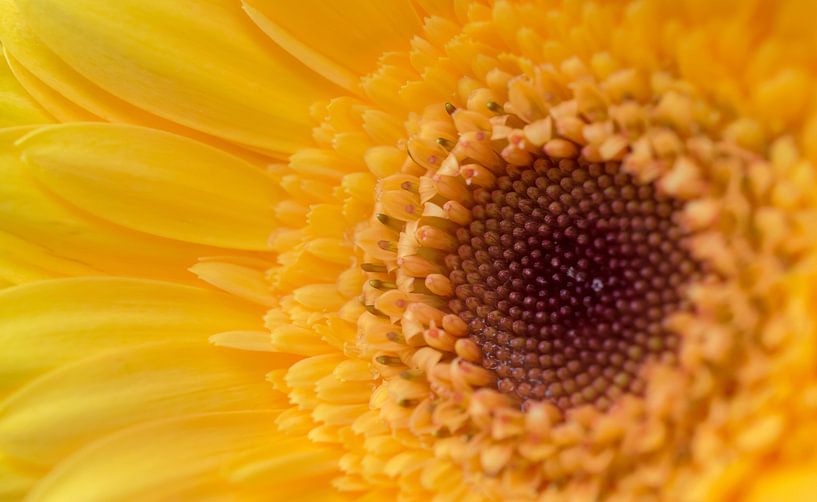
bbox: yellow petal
[225,439,342,494]
[190,261,276,306]
[25,411,285,502]
[0,127,256,283]
[0,1,277,164]
[0,277,264,389]
[14,0,338,154]
[293,284,347,311]
[745,461,817,502]
[0,0,100,121]
[243,0,421,91]
[0,230,99,284]
[0,459,35,501]
[412,0,456,19]
[0,48,52,126]
[0,341,292,466]
[17,123,280,250]
[3,50,97,122]
[270,325,335,356]
[209,331,277,352]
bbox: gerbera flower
[2,0,817,500]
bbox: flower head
[2,0,817,500]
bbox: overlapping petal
[0,51,51,127]
[24,411,339,502]
[17,123,282,250]
[1,0,286,163]
[0,127,267,283]
[6,0,339,155]
[0,277,265,390]
[0,342,292,466]
[2,52,97,122]
[243,0,421,91]
[0,0,815,501]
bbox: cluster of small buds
[446,155,704,409]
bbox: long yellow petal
[0,1,278,164]
[0,341,292,466]
[243,0,421,91]
[25,411,285,502]
[3,50,95,122]
[224,440,344,500]
[12,0,338,154]
[0,230,99,284]
[0,459,35,501]
[1,0,184,124]
[0,127,261,283]
[0,277,264,390]
[190,261,276,306]
[0,0,138,121]
[0,47,51,126]
[17,124,280,250]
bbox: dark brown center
[446,157,703,410]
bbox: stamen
[364,304,387,317]
[417,225,458,251]
[375,355,403,366]
[376,239,398,252]
[425,274,453,297]
[401,180,419,193]
[376,213,404,231]
[443,200,473,225]
[486,101,504,113]
[398,255,441,276]
[437,137,455,151]
[369,279,397,290]
[361,263,387,273]
[386,331,405,343]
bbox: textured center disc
[446,157,702,410]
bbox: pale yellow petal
[243,0,421,91]
[270,325,335,356]
[26,411,284,502]
[209,331,277,352]
[0,277,264,390]
[0,127,258,283]
[14,0,339,154]
[0,341,291,466]
[0,47,51,126]
[17,124,280,250]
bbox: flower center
[446,156,703,410]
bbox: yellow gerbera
[2,0,817,500]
